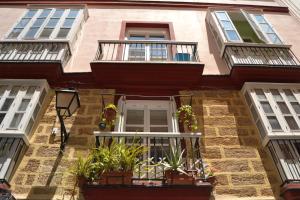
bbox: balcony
[223,44,300,83]
[90,40,204,90]
[268,139,300,199]
[82,131,212,200]
[0,41,71,80]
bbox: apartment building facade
[0,0,300,199]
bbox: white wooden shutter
[241,10,268,43]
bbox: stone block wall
[10,89,281,199]
[180,90,281,199]
[10,89,115,200]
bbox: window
[124,29,169,61]
[243,83,300,142]
[208,9,282,44]
[116,99,178,161]
[0,80,48,141]
[7,8,84,40]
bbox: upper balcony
[0,41,71,80]
[206,9,300,83]
[223,44,300,82]
[90,40,204,90]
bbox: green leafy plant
[160,147,187,175]
[92,139,146,173]
[176,105,198,132]
[71,154,93,180]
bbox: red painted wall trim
[0,1,289,13]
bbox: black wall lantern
[55,89,80,151]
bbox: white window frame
[124,28,170,61]
[4,6,87,42]
[0,79,49,145]
[115,97,178,133]
[207,8,286,56]
[242,82,300,146]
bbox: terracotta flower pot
[78,176,87,188]
[100,171,133,185]
[103,108,117,122]
[165,170,194,185]
[206,176,216,185]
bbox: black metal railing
[94,131,205,182]
[268,139,300,185]
[95,40,199,62]
[223,44,300,68]
[0,41,71,66]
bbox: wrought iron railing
[223,44,300,68]
[268,139,300,185]
[94,131,205,182]
[0,41,71,66]
[94,40,199,62]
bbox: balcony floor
[83,183,212,200]
[90,61,204,90]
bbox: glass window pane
[267,116,281,130]
[52,9,64,18]
[1,98,14,111]
[254,15,266,23]
[215,12,228,20]
[18,99,30,111]
[26,86,36,97]
[25,118,34,134]
[0,113,5,124]
[278,102,290,114]
[16,18,31,28]
[226,30,240,41]
[126,110,144,125]
[56,28,70,38]
[261,102,273,114]
[150,110,168,125]
[33,104,40,119]
[63,18,75,28]
[291,102,300,114]
[9,113,24,129]
[285,116,299,130]
[40,9,51,18]
[149,35,165,40]
[260,23,272,33]
[125,127,144,132]
[284,89,297,101]
[46,18,59,28]
[221,20,233,29]
[150,127,169,132]
[8,28,22,38]
[32,18,45,27]
[267,33,281,44]
[68,9,79,18]
[39,28,53,38]
[9,86,20,96]
[24,9,38,18]
[39,89,46,104]
[271,89,283,101]
[255,89,267,100]
[129,36,145,40]
[25,27,39,38]
[0,86,7,96]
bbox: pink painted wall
[0,4,300,75]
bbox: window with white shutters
[7,8,85,40]
[243,83,300,145]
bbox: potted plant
[93,139,146,185]
[161,147,194,185]
[99,103,118,130]
[176,105,198,132]
[204,164,217,186]
[71,154,93,188]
